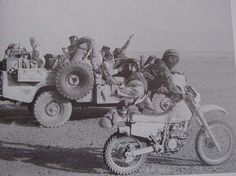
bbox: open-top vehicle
[0,41,127,127]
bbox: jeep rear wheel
[33,91,72,128]
[55,62,94,100]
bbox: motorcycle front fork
[194,104,221,152]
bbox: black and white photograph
[0,0,235,175]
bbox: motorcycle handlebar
[182,94,194,101]
[169,93,194,103]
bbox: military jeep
[0,43,122,128]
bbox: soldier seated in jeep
[95,46,118,86]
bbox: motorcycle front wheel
[103,133,146,175]
[195,120,235,165]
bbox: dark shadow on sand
[0,104,111,127]
[0,141,108,174]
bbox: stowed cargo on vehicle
[0,42,123,128]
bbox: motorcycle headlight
[184,86,197,98]
[184,85,201,103]
[194,92,201,104]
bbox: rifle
[113,34,134,59]
[121,34,134,52]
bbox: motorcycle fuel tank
[130,101,192,138]
[130,112,169,138]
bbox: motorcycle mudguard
[200,104,229,115]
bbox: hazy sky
[0,0,234,55]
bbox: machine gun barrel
[121,34,134,51]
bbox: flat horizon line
[127,51,234,54]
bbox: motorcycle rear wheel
[103,133,146,175]
[195,120,234,165]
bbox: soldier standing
[66,35,79,58]
[64,35,102,70]
[29,37,45,68]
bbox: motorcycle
[101,73,235,175]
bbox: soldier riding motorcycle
[100,50,235,175]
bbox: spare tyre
[55,62,94,100]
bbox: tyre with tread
[33,91,72,128]
[103,133,146,175]
[0,72,2,95]
[195,120,235,165]
[55,62,94,100]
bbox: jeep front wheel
[33,91,72,128]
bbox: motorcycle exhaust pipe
[126,146,155,157]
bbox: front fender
[200,104,229,115]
